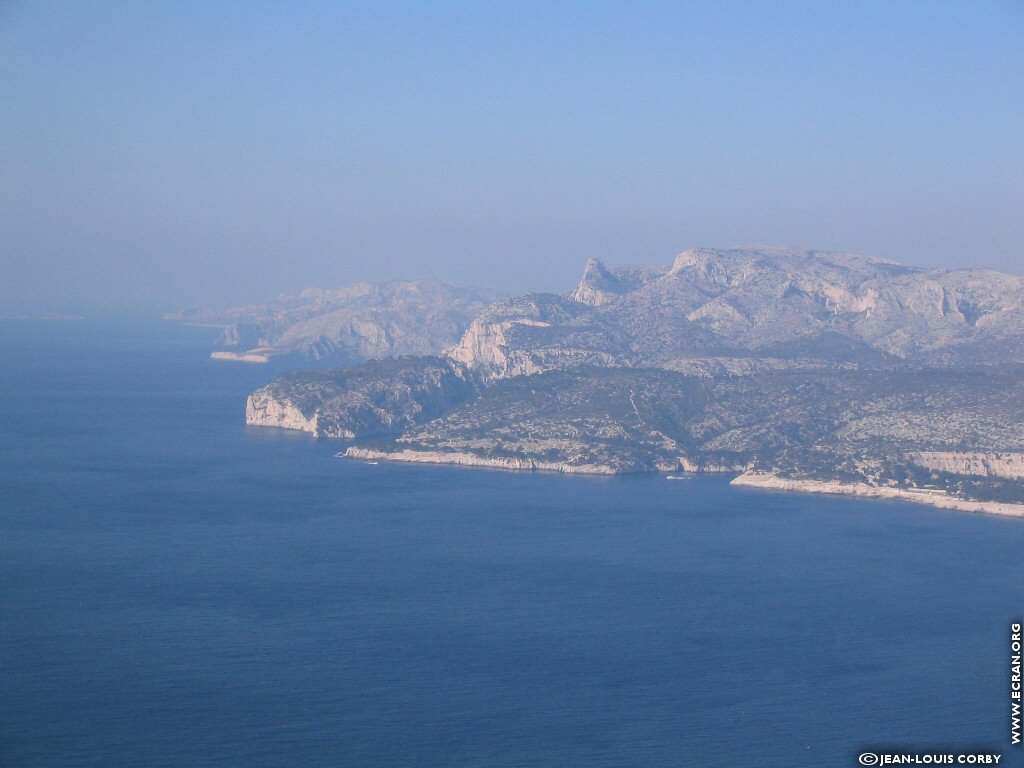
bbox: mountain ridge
[446,246,1024,381]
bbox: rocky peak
[571,258,625,306]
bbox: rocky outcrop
[570,258,621,306]
[246,392,321,433]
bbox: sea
[1,320,1022,767]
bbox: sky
[2,1,1023,315]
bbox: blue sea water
[1,320,1022,767]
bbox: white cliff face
[909,451,1024,479]
[446,317,551,379]
[446,319,516,375]
[245,393,324,435]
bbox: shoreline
[315,437,1024,519]
[731,472,1024,518]
[341,447,623,475]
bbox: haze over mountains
[168,280,497,365]
[236,246,1024,511]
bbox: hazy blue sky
[2,1,1023,315]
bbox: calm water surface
[1,321,1022,767]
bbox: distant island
[190,246,1024,516]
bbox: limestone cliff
[245,357,478,438]
[246,392,321,434]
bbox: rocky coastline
[245,392,325,434]
[239,247,1024,517]
[731,472,1024,518]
